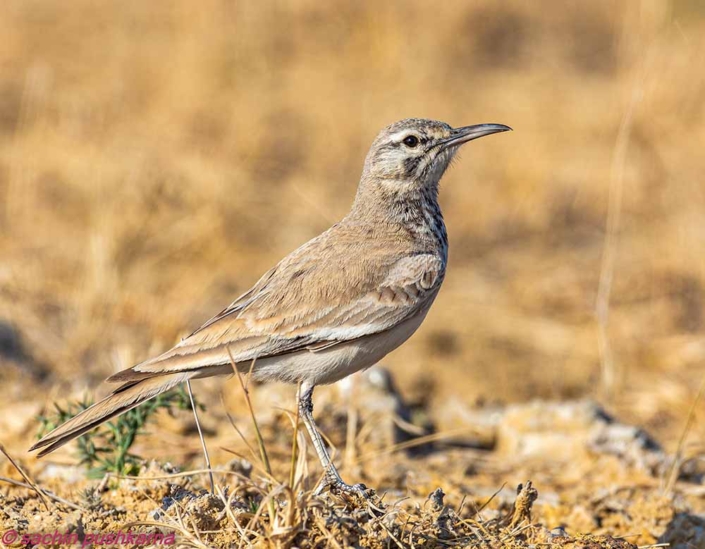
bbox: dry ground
[1,1,705,547]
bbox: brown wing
[109,227,444,382]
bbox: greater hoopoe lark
[31,119,511,496]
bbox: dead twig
[0,443,51,511]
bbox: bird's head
[358,118,511,201]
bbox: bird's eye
[403,135,419,148]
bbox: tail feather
[29,372,192,457]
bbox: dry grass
[1,0,705,546]
[0,463,637,548]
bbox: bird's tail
[29,371,193,457]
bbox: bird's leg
[298,384,368,497]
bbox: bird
[30,118,511,496]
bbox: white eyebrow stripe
[388,130,415,141]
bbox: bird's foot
[314,476,386,514]
[331,480,371,499]
[314,477,373,500]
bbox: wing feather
[109,234,444,383]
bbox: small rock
[428,487,445,512]
[658,512,705,549]
[338,366,424,449]
[496,400,665,471]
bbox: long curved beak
[441,123,512,149]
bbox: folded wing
[109,252,444,382]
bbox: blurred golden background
[1,0,705,457]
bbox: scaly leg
[298,383,368,497]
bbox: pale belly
[248,308,431,386]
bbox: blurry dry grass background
[1,0,705,473]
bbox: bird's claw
[332,481,370,498]
[314,477,373,500]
